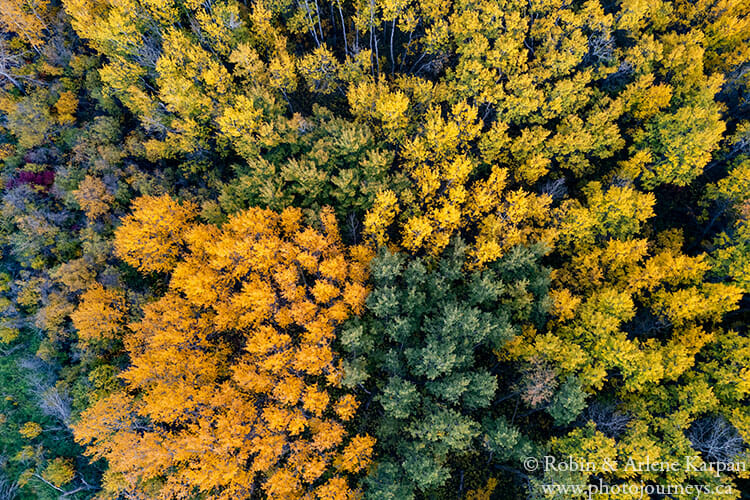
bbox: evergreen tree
[341,241,551,497]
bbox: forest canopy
[0,0,748,498]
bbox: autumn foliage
[74,198,374,499]
[0,0,748,498]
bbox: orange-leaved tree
[73,195,375,499]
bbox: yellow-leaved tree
[364,101,556,267]
[74,196,375,499]
[113,194,198,273]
